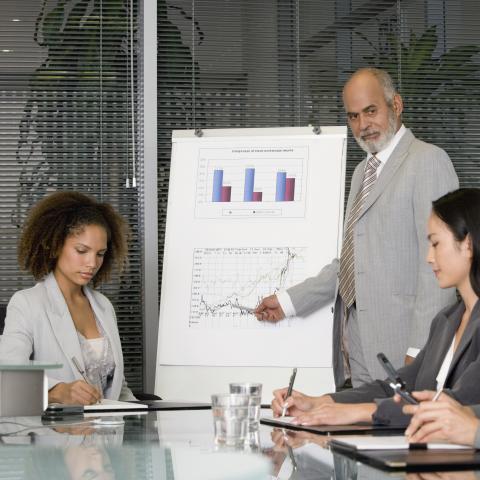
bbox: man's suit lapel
[44,273,84,376]
[344,159,365,221]
[357,129,415,220]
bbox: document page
[330,435,471,450]
[84,399,148,411]
[260,414,296,426]
[159,127,347,368]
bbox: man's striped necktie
[338,154,382,308]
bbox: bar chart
[195,146,308,218]
[189,246,306,329]
[159,127,347,369]
[211,167,297,203]
[275,171,296,201]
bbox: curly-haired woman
[0,191,136,405]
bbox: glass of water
[229,383,262,428]
[211,393,250,446]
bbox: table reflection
[406,473,479,480]
[0,410,478,479]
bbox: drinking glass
[211,393,249,446]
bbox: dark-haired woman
[0,191,136,405]
[271,188,480,426]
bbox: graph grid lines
[189,246,306,329]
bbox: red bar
[285,177,295,201]
[252,192,263,202]
[221,185,232,202]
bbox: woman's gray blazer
[330,300,480,424]
[0,272,135,401]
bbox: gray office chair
[135,392,162,401]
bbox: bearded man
[255,67,459,390]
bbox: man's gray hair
[346,67,398,106]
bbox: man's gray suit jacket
[286,129,459,388]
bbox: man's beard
[354,108,398,154]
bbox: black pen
[282,367,297,417]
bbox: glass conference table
[0,407,478,480]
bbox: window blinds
[157,0,480,265]
[0,0,143,391]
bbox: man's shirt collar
[371,124,406,168]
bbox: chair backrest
[0,304,6,335]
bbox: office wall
[151,0,480,391]
[0,0,145,392]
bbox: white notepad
[261,415,295,425]
[84,399,148,411]
[330,435,471,450]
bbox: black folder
[260,416,405,435]
[330,442,480,471]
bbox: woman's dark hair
[432,188,480,297]
[18,191,129,286]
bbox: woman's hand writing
[48,380,102,405]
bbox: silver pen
[282,368,297,417]
[72,356,101,404]
[71,356,91,385]
[432,389,443,402]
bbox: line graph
[189,246,306,329]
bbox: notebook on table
[329,435,477,471]
[85,399,211,412]
[329,435,470,451]
[260,415,405,435]
[84,399,149,412]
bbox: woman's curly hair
[18,191,129,287]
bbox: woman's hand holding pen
[48,380,102,405]
[272,388,375,425]
[292,401,375,426]
[271,388,329,418]
[402,390,479,445]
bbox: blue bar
[275,171,287,201]
[244,168,255,201]
[212,169,223,202]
